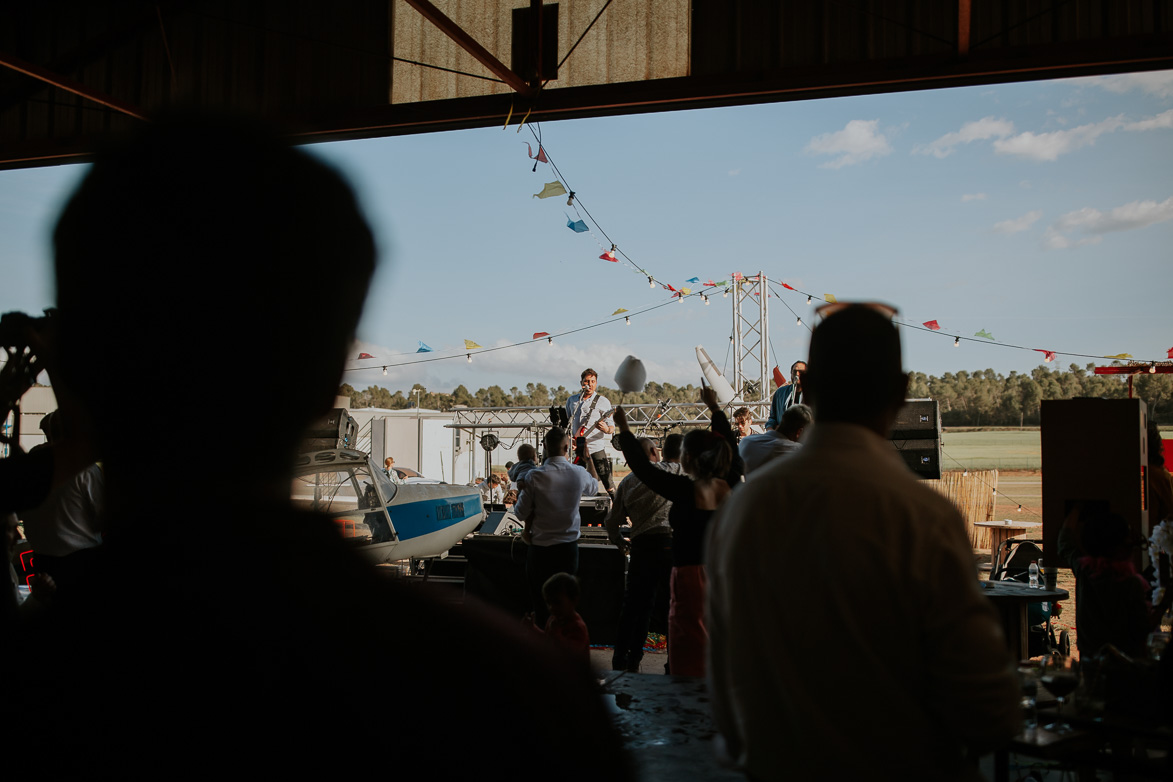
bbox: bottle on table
[1029,560,1040,588]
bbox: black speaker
[299,408,359,453]
[889,399,942,480]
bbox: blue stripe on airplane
[386,493,483,540]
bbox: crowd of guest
[4,110,1170,781]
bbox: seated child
[1057,505,1152,658]
[530,572,590,660]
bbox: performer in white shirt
[564,368,615,496]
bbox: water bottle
[1029,560,1040,588]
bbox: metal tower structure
[731,271,769,403]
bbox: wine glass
[1041,656,1079,734]
[1017,664,1040,732]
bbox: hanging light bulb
[954,337,960,347]
[806,295,812,304]
[678,294,684,304]
[963,470,968,477]
[466,354,472,363]
[625,316,630,325]
[566,191,575,207]
[1151,364,1158,374]
[1016,504,1023,513]
[722,288,728,298]
[547,336,552,344]
[703,295,709,305]
[382,366,387,376]
[648,276,654,289]
[796,317,802,326]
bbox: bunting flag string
[342,119,1169,377]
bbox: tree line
[340,363,1173,426]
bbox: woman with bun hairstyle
[613,383,742,677]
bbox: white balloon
[614,355,647,393]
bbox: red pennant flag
[781,283,796,290]
[357,352,374,359]
[1034,349,1056,362]
[524,142,548,163]
[773,366,787,388]
[664,284,676,292]
[732,272,744,281]
[1168,346,1173,359]
[923,320,940,331]
[703,279,717,286]
[533,332,549,339]
[599,250,617,262]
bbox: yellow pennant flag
[824,293,837,303]
[611,308,628,315]
[1104,353,1133,359]
[464,339,483,350]
[533,181,567,199]
[681,287,692,295]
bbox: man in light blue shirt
[516,427,599,626]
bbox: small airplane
[291,410,483,563]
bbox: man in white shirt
[564,368,615,496]
[708,304,1019,780]
[516,427,599,627]
[737,403,812,475]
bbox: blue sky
[1,70,1170,397]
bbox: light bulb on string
[382,366,387,376]
[466,354,472,364]
[625,316,630,325]
[963,470,968,477]
[796,317,802,326]
[722,289,728,298]
[703,295,709,306]
[954,337,960,347]
[1151,364,1158,374]
[547,337,552,345]
[678,294,684,304]
[648,276,654,289]
[566,191,575,207]
[806,295,812,304]
[1017,505,1023,513]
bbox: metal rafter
[0,50,149,121]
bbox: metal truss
[731,271,770,403]
[447,400,772,439]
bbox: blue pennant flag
[686,277,700,284]
[416,341,434,353]
[565,214,589,233]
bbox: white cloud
[914,117,1014,158]
[993,210,1042,234]
[1124,108,1173,132]
[993,115,1125,161]
[1073,70,1173,100]
[961,193,987,202]
[805,120,893,168]
[1044,195,1173,250]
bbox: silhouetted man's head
[804,305,907,433]
[53,113,375,470]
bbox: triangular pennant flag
[532,332,549,339]
[703,279,717,286]
[1033,349,1056,362]
[464,339,483,350]
[681,287,692,295]
[664,284,676,292]
[523,142,548,163]
[1168,347,1173,359]
[599,250,618,262]
[566,215,588,233]
[1105,353,1133,359]
[533,181,567,199]
[974,329,994,340]
[732,272,744,281]
[611,308,628,315]
[416,341,433,353]
[773,366,787,388]
[781,283,796,290]
[923,320,940,331]
[686,277,700,284]
[824,294,837,303]
[713,280,728,287]
[357,352,374,359]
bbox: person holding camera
[516,427,599,627]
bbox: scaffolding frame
[731,271,770,403]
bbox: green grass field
[941,430,1042,471]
